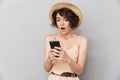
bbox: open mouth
[61,27,65,30]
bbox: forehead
[56,13,66,19]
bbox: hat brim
[49,2,83,29]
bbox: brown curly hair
[51,7,79,29]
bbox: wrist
[47,57,52,63]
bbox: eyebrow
[56,16,67,19]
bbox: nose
[60,20,64,26]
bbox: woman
[44,2,88,80]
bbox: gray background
[0,0,120,80]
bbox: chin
[60,32,68,35]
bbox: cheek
[57,22,60,25]
[65,22,70,26]
[56,22,60,25]
[56,23,60,28]
[65,23,71,28]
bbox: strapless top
[50,44,79,74]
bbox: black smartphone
[49,41,60,58]
[49,41,60,49]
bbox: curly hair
[51,7,79,29]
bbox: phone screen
[49,41,60,49]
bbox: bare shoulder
[45,34,55,41]
[77,35,88,44]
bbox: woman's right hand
[48,48,61,62]
[47,49,57,63]
[47,51,54,62]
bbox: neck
[59,32,74,40]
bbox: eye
[65,18,69,21]
[56,19,60,22]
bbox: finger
[51,49,60,54]
[54,47,61,51]
[51,54,57,60]
[49,50,60,58]
[51,52,60,57]
[54,56,63,60]
[49,49,54,52]
[49,49,54,54]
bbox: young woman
[44,2,88,80]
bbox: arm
[67,36,88,75]
[44,35,53,72]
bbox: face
[56,13,72,34]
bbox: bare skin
[44,13,88,75]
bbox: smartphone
[49,41,60,58]
[49,41,61,49]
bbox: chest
[60,41,79,61]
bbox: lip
[60,27,66,31]
[61,29,65,31]
[60,29,66,33]
[61,27,65,30]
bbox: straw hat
[49,2,83,29]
